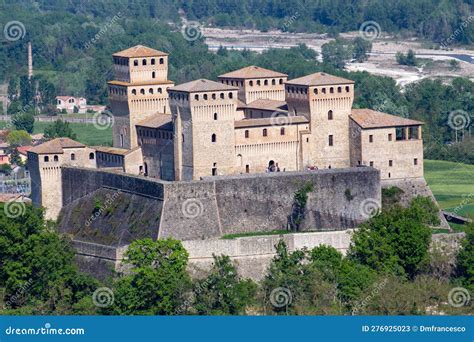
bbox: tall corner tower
[169,79,239,181]
[285,72,355,169]
[108,45,174,149]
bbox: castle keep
[28,45,425,220]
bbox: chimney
[28,42,33,80]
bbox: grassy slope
[424,160,474,220]
[0,121,112,146]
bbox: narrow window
[142,59,147,66]
[211,134,216,143]
[245,165,250,173]
[414,158,418,165]
[195,94,199,100]
[159,58,164,64]
[140,89,145,95]
[279,79,283,84]
[152,72,156,79]
[53,155,59,162]
[314,88,318,95]
[272,79,276,85]
[149,88,154,94]
[151,58,155,65]
[329,135,334,146]
[257,80,261,86]
[134,60,138,66]
[369,135,373,143]
[229,92,233,99]
[132,89,137,95]
[89,152,95,160]
[220,93,224,99]
[249,81,253,86]
[322,88,326,94]
[280,127,285,135]
[213,113,218,120]
[369,161,374,167]
[338,87,342,93]
[346,86,350,92]
[388,133,392,141]
[389,160,393,167]
[44,156,49,162]
[330,87,334,93]
[212,93,216,100]
[264,80,268,85]
[328,110,333,120]
[71,153,75,161]
[204,94,208,100]
[263,129,267,137]
[245,130,249,138]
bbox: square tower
[108,45,174,149]
[169,79,239,181]
[286,72,355,169]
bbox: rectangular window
[328,135,333,146]
[414,158,418,165]
[389,160,393,167]
[369,135,373,143]
[369,161,374,167]
[245,130,249,138]
[388,133,392,141]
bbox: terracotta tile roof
[136,114,173,130]
[113,45,168,58]
[17,145,33,156]
[234,115,309,128]
[28,138,85,154]
[169,79,238,93]
[350,109,424,129]
[286,72,354,86]
[219,66,287,79]
[242,99,288,112]
[107,80,174,87]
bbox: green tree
[6,130,32,147]
[321,39,352,68]
[44,120,77,140]
[9,148,23,166]
[456,223,474,292]
[107,238,191,315]
[193,255,257,315]
[396,50,417,66]
[0,204,98,314]
[12,111,35,133]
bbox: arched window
[151,58,155,65]
[220,93,224,99]
[134,60,138,66]
[159,58,164,64]
[140,89,145,95]
[272,79,276,85]
[142,59,147,66]
[71,153,75,161]
[53,155,59,162]
[89,152,95,160]
[280,127,285,135]
[203,94,208,100]
[158,88,162,94]
[245,130,249,138]
[212,93,216,100]
[338,86,342,93]
[263,129,267,137]
[149,88,154,94]
[229,92,233,99]
[152,71,156,79]
[213,113,218,120]
[249,81,253,86]
[346,86,350,92]
[279,79,283,84]
[44,156,49,162]
[328,110,333,120]
[322,88,326,94]
[132,89,137,95]
[257,80,261,86]
[195,94,199,100]
[211,134,216,143]
[264,80,268,85]
[330,87,334,93]
[314,88,318,95]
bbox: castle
[28,45,424,220]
